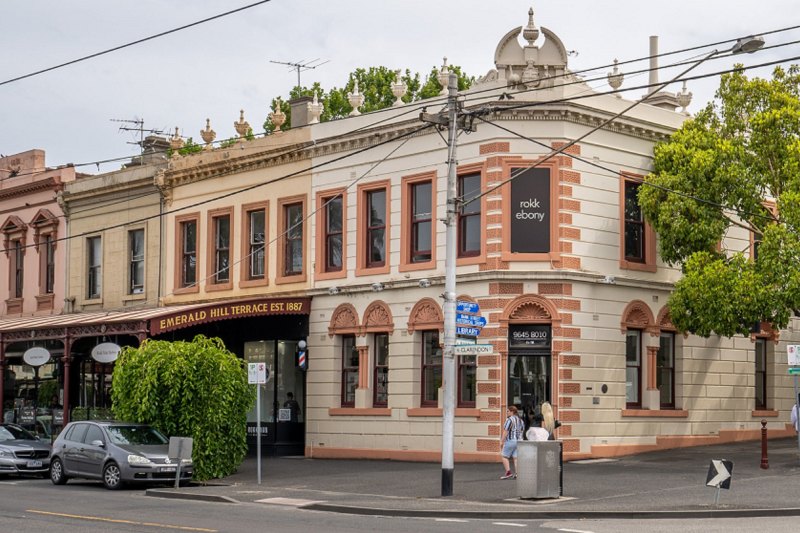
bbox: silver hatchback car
[50,421,192,489]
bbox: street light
[731,35,765,55]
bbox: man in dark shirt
[283,392,301,422]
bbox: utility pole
[420,72,474,497]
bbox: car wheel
[102,462,123,490]
[50,458,68,485]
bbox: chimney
[125,135,170,167]
[649,36,659,95]
[289,96,313,128]
[642,35,680,111]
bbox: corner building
[300,11,798,461]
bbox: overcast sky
[2,1,798,173]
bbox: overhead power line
[0,1,273,88]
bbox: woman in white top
[526,413,550,441]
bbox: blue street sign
[456,326,481,337]
[456,313,487,328]
[456,301,480,314]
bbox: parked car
[50,421,192,489]
[0,423,51,477]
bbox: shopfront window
[3,346,62,439]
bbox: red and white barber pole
[297,340,307,370]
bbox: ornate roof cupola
[475,6,569,92]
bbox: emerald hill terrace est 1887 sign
[511,167,550,254]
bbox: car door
[78,424,107,478]
[60,423,88,475]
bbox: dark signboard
[509,324,551,351]
[150,297,311,335]
[18,406,35,424]
[510,167,550,253]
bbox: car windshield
[0,424,36,441]
[105,425,168,445]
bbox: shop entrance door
[245,340,305,456]
[507,324,552,428]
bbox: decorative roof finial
[391,69,407,107]
[169,126,184,155]
[234,109,250,138]
[522,7,540,46]
[270,97,286,132]
[607,59,624,96]
[438,57,450,96]
[676,81,693,114]
[200,119,216,149]
[348,80,365,116]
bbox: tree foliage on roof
[263,65,473,132]
[639,65,800,337]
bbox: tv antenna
[110,117,167,154]
[270,58,329,89]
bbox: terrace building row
[1,10,796,460]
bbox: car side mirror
[91,440,105,448]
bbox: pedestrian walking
[500,405,524,479]
[792,401,799,432]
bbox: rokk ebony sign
[510,167,550,253]
[150,297,311,335]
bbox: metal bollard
[760,419,769,469]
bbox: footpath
[147,437,800,519]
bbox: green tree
[111,335,255,480]
[639,65,800,337]
[263,65,474,132]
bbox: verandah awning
[0,296,311,340]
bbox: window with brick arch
[458,353,476,407]
[625,329,642,408]
[657,332,675,408]
[373,333,389,407]
[341,334,359,407]
[421,330,442,406]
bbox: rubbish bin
[516,440,562,499]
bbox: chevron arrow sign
[705,459,733,489]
